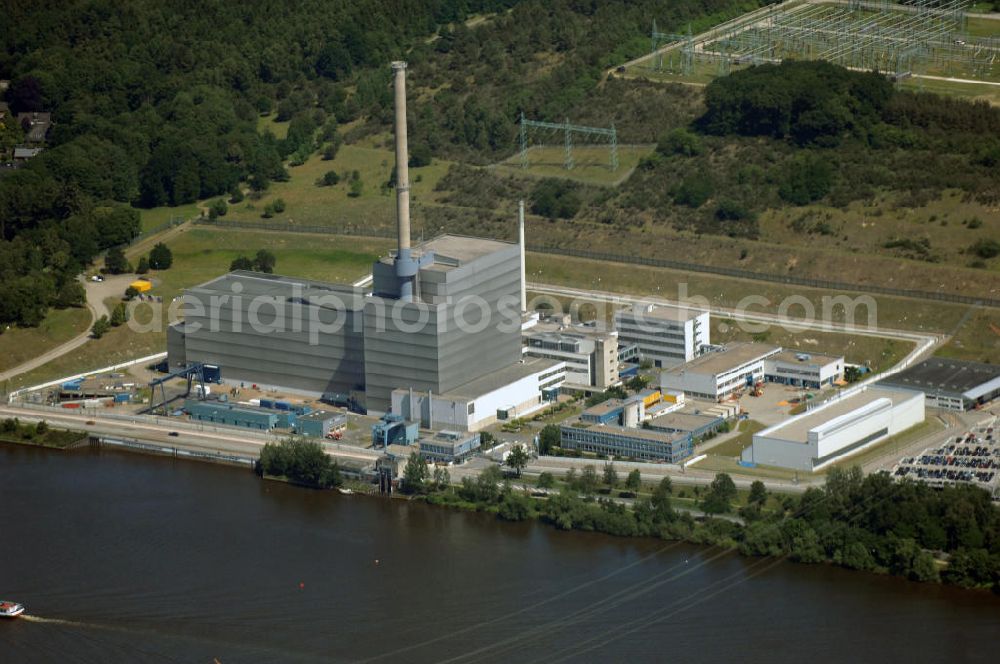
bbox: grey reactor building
[168,61,564,429]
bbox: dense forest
[0,0,768,329]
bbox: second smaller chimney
[519,200,527,313]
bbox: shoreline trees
[256,438,342,489]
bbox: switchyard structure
[646,0,997,82]
[649,21,696,75]
[518,112,619,171]
[650,19,687,54]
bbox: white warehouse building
[614,304,709,368]
[742,386,925,472]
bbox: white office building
[660,343,780,401]
[763,350,844,389]
[522,318,618,390]
[614,304,709,368]
[743,386,925,471]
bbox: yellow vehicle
[129,278,152,293]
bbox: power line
[519,112,619,172]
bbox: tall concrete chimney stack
[519,199,527,313]
[392,61,411,254]
[391,61,420,301]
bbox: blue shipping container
[114,393,130,403]
[274,401,290,411]
[259,399,274,409]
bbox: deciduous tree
[702,473,737,514]
[148,242,173,270]
[403,452,429,494]
[625,468,641,495]
[506,444,529,478]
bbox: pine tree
[91,315,111,338]
[110,302,128,327]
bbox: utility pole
[564,118,574,170]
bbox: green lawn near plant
[965,15,1000,39]
[706,420,767,458]
[137,202,202,233]
[0,307,92,374]
[899,76,1000,106]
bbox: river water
[1,444,997,663]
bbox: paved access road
[450,453,808,496]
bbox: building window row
[526,351,589,369]
[615,327,685,339]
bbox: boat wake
[20,615,105,630]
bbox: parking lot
[892,419,1000,494]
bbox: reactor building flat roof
[378,234,515,274]
[439,356,562,400]
[186,270,365,311]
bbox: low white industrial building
[742,386,925,472]
[391,357,565,432]
[614,304,709,368]
[660,343,780,401]
[763,350,844,389]
[878,358,1000,411]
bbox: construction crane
[146,363,209,414]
